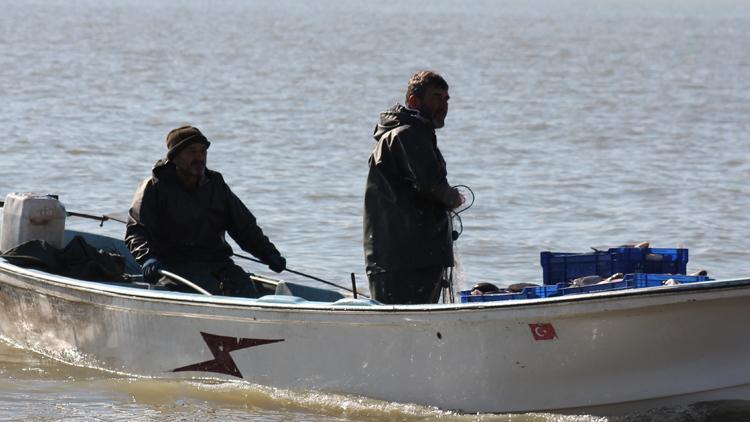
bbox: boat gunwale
[2,257,750,313]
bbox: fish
[618,241,650,249]
[507,282,540,293]
[571,275,602,286]
[597,273,624,284]
[663,278,681,286]
[470,282,502,295]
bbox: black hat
[166,126,210,160]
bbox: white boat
[1,228,749,415]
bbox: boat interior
[62,230,353,303]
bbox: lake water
[1,0,749,420]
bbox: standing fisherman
[363,71,463,304]
[126,125,286,296]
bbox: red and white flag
[529,323,557,340]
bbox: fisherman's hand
[142,258,163,283]
[450,188,465,209]
[267,254,286,273]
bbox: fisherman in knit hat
[126,125,286,296]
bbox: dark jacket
[363,104,456,275]
[126,160,280,266]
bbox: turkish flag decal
[529,323,557,340]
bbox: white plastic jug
[0,193,66,252]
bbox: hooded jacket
[364,104,456,275]
[126,160,280,266]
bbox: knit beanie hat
[166,126,210,160]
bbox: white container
[1,193,66,252]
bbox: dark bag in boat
[1,236,126,282]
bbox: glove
[142,257,163,284]
[267,254,286,273]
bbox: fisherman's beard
[184,160,206,176]
[419,106,446,129]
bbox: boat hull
[1,262,750,414]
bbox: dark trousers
[368,266,445,304]
[157,259,259,297]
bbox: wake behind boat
[1,194,749,415]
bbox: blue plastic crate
[556,278,634,296]
[523,284,563,299]
[460,284,563,303]
[623,273,710,288]
[460,273,710,303]
[610,248,688,275]
[540,247,689,285]
[460,289,532,303]
[540,251,616,285]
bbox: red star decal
[173,332,284,378]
